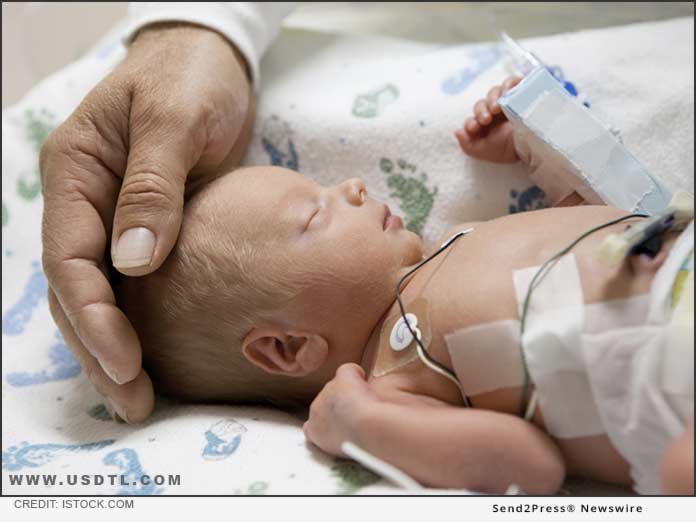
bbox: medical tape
[441,247,692,440]
[513,254,585,375]
[499,67,672,214]
[445,319,525,396]
[443,255,587,394]
[512,253,607,438]
[373,297,432,377]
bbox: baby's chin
[399,230,424,266]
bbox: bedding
[2,16,693,495]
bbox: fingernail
[105,398,129,423]
[100,360,124,385]
[113,227,155,269]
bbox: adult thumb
[111,132,193,277]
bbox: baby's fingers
[474,99,492,126]
[502,75,523,93]
[464,117,480,135]
[488,76,523,115]
[486,85,503,115]
[455,127,476,154]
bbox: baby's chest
[411,253,529,411]
[425,252,521,338]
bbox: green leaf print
[352,84,399,118]
[331,458,380,494]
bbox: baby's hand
[303,363,377,457]
[455,75,522,164]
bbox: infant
[115,77,694,495]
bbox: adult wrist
[130,21,252,85]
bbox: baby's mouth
[382,204,403,230]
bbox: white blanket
[2,17,693,494]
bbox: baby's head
[116,166,422,406]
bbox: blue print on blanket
[2,440,115,471]
[546,65,590,108]
[509,186,548,214]
[103,448,163,495]
[202,419,247,460]
[441,47,502,95]
[2,261,47,336]
[6,331,81,386]
[260,115,299,171]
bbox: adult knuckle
[39,131,58,165]
[46,289,63,320]
[40,139,95,198]
[69,301,108,342]
[136,96,192,136]
[41,250,60,282]
[56,172,93,201]
[40,234,81,281]
[38,130,66,184]
[153,103,187,128]
[119,171,178,213]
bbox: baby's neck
[357,268,419,377]
[357,254,464,406]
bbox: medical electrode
[395,215,662,419]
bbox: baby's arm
[304,364,565,493]
[348,402,565,493]
[456,76,587,207]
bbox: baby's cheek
[318,229,395,289]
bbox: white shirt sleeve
[121,2,298,90]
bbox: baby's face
[213,166,423,349]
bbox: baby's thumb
[111,137,191,276]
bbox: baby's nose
[341,178,367,206]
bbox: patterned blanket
[2,16,692,494]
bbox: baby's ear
[241,327,328,377]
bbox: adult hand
[41,23,255,422]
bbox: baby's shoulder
[435,222,481,248]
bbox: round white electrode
[390,313,419,351]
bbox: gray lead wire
[394,228,474,409]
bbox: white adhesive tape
[512,253,606,438]
[499,67,672,214]
[445,319,525,396]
